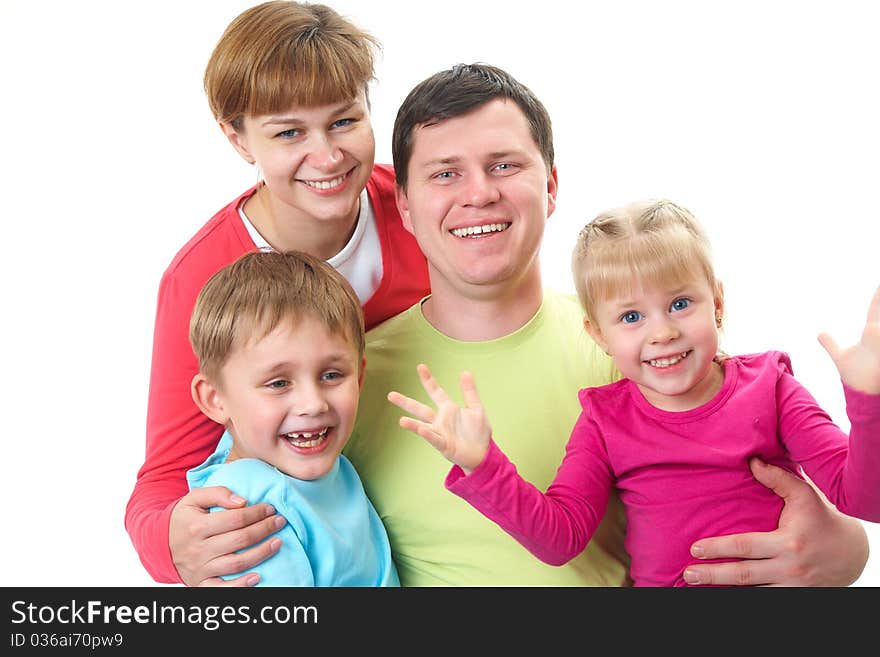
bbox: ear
[546,165,559,219]
[191,372,230,425]
[219,121,256,165]
[358,357,367,389]
[395,183,415,234]
[583,317,610,355]
[714,280,725,326]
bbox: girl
[389,199,880,586]
[126,1,429,585]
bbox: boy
[186,250,399,586]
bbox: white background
[1,0,877,587]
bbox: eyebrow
[417,150,525,169]
[607,285,695,309]
[261,100,358,127]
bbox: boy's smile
[214,316,363,480]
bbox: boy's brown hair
[204,1,380,129]
[190,250,365,383]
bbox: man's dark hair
[392,63,554,190]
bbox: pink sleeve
[446,411,614,566]
[124,268,225,583]
[777,372,880,522]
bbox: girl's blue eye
[621,311,642,324]
[332,118,354,129]
[670,298,690,312]
[276,129,300,139]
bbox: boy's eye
[670,298,691,312]
[267,379,289,390]
[621,311,642,324]
[321,371,344,382]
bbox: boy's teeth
[303,174,345,190]
[284,427,329,447]
[648,352,689,368]
[451,222,510,238]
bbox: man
[343,63,868,586]
[172,63,868,586]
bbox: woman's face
[224,90,375,228]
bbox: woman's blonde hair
[204,1,380,128]
[572,199,721,324]
[190,250,365,384]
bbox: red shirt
[125,164,429,582]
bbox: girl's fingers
[387,391,436,423]
[399,417,446,451]
[459,371,484,409]
[416,363,454,406]
[817,332,840,363]
[865,285,880,325]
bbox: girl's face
[585,275,724,412]
[223,91,375,230]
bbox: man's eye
[670,298,691,312]
[621,311,642,324]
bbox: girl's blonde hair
[572,199,721,324]
[204,1,380,128]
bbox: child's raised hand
[387,364,491,473]
[818,285,880,395]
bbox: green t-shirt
[345,291,629,586]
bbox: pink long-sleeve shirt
[448,351,880,586]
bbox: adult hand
[683,458,868,586]
[169,486,286,587]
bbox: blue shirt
[187,431,399,586]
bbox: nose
[306,133,344,171]
[460,171,501,208]
[648,317,680,344]
[292,381,329,416]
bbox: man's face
[395,98,557,301]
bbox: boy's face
[224,91,375,231]
[214,316,363,481]
[585,276,724,412]
[394,98,557,301]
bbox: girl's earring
[715,312,723,328]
